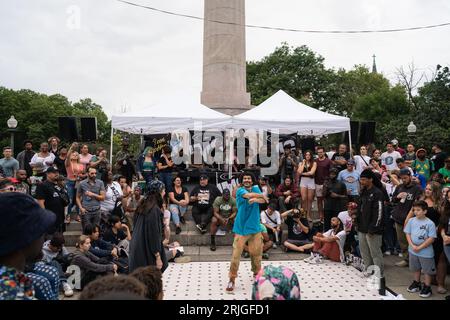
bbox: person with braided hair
[129,180,168,273]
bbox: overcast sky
[1,0,449,117]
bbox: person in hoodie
[71,235,118,288]
[357,169,386,295]
[83,224,119,260]
[41,233,73,297]
[391,168,423,267]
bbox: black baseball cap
[200,174,209,180]
[46,167,59,174]
[0,193,56,256]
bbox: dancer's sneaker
[225,280,235,293]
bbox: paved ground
[62,245,449,300]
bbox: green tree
[408,65,450,149]
[247,43,336,109]
[0,87,111,152]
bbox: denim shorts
[409,253,436,275]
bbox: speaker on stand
[58,117,79,142]
[80,117,97,142]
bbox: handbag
[110,184,125,219]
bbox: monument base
[201,91,251,116]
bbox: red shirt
[315,157,333,185]
[275,183,299,200]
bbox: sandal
[75,216,81,222]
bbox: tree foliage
[0,87,110,150]
[247,44,449,151]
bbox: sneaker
[225,280,235,292]
[243,251,250,258]
[419,285,432,298]
[210,243,216,251]
[272,243,277,249]
[407,280,422,293]
[398,252,403,258]
[174,256,191,263]
[359,271,373,278]
[201,224,207,234]
[196,224,203,233]
[180,216,186,224]
[262,253,269,260]
[395,260,408,267]
[384,250,391,256]
[304,252,316,263]
[437,287,448,294]
[176,226,182,234]
[215,229,227,236]
[309,255,323,264]
[62,282,74,297]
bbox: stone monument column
[201,0,251,116]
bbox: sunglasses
[0,186,17,192]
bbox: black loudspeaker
[344,121,360,146]
[300,137,316,152]
[80,117,97,141]
[58,117,78,142]
[359,121,376,145]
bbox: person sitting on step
[282,208,312,253]
[189,174,221,234]
[260,202,282,248]
[210,188,237,251]
[303,217,346,264]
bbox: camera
[292,208,306,219]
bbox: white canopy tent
[110,90,353,177]
[111,100,233,135]
[232,90,351,136]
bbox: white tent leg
[348,129,353,157]
[110,126,114,164]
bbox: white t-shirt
[381,151,402,171]
[260,185,269,198]
[323,228,347,262]
[30,153,55,172]
[326,151,336,160]
[101,181,123,211]
[260,210,281,228]
[354,155,371,174]
[338,211,353,231]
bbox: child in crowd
[404,200,437,298]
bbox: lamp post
[7,116,18,156]
[407,121,417,141]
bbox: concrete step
[63,228,290,247]
[64,231,83,247]
[169,230,289,246]
[169,218,290,232]
[66,221,82,232]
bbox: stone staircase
[63,208,299,247]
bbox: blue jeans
[66,179,78,215]
[169,204,187,226]
[159,172,173,193]
[382,206,400,252]
[444,245,450,263]
[142,171,155,191]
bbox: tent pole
[348,129,353,157]
[110,126,114,164]
[228,130,233,180]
